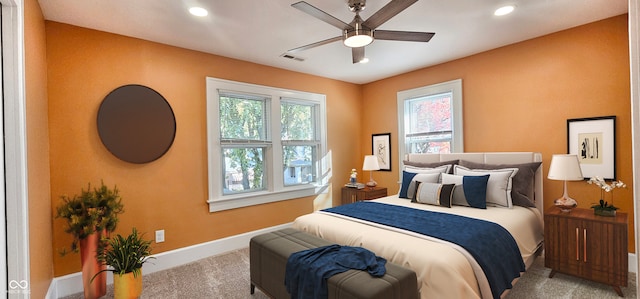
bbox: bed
[292,152,545,299]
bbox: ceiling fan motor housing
[343,28,373,47]
[343,14,373,47]
[348,0,366,12]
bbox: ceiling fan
[288,0,435,63]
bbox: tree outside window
[397,79,463,165]
[219,95,267,194]
[207,77,327,211]
[406,93,452,154]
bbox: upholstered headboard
[404,152,544,215]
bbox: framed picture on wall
[372,133,391,171]
[567,115,616,180]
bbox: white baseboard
[46,223,292,299]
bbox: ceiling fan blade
[292,1,351,30]
[374,30,435,42]
[362,0,418,30]
[352,47,365,64]
[287,36,343,53]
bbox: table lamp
[547,154,584,212]
[362,155,380,187]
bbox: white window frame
[206,77,327,212]
[397,79,464,168]
[218,90,271,195]
[281,98,321,187]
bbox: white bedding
[292,195,544,299]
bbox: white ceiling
[38,0,628,84]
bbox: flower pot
[594,209,617,217]
[80,231,107,299]
[114,271,143,299]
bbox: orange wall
[46,14,634,277]
[45,22,362,276]
[362,15,634,252]
[25,0,53,297]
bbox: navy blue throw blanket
[323,201,525,299]
[285,244,386,299]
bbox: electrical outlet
[155,230,165,243]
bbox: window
[281,99,320,186]
[218,92,268,195]
[405,92,453,153]
[397,79,463,162]
[207,78,327,212]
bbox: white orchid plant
[588,176,627,211]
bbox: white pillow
[398,165,449,195]
[407,173,441,199]
[453,165,519,208]
[404,164,451,174]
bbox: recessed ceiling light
[189,7,208,17]
[494,5,515,16]
[359,58,369,64]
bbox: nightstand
[544,207,628,296]
[341,186,387,205]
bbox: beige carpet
[62,248,636,299]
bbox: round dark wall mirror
[97,84,176,164]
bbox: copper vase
[80,231,107,299]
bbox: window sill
[208,184,320,212]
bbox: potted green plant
[56,181,124,299]
[588,176,626,217]
[94,228,154,299]
[591,199,618,217]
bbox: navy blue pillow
[399,171,418,198]
[463,175,490,209]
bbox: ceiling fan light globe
[494,5,515,16]
[343,29,373,48]
[188,7,208,17]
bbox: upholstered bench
[250,228,419,299]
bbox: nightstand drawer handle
[583,229,587,262]
[576,227,579,261]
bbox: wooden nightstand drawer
[361,188,387,200]
[341,187,387,205]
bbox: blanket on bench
[285,244,386,299]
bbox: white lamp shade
[362,155,380,171]
[548,154,584,181]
